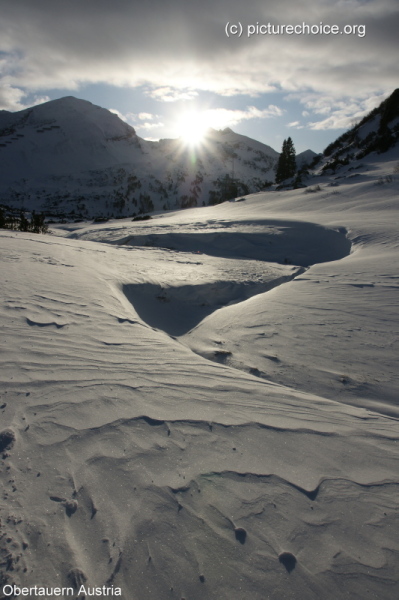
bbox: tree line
[0,209,48,234]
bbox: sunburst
[175,110,209,147]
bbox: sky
[0,0,398,153]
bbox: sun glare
[176,111,209,147]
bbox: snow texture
[1,133,399,599]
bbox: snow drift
[1,141,399,599]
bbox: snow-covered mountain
[0,97,284,219]
[318,88,399,173]
[296,148,320,169]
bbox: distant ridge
[0,96,284,219]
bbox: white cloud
[204,105,284,128]
[109,108,125,119]
[109,108,163,131]
[0,84,26,111]
[0,83,49,111]
[138,112,154,120]
[135,121,164,130]
[147,87,199,102]
[109,108,140,126]
[0,0,397,121]
[301,93,389,130]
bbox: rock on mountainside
[0,97,282,219]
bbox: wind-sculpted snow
[1,154,399,599]
[66,217,351,337]
[115,220,350,335]
[122,274,304,336]
[70,218,351,267]
[116,221,350,265]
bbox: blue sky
[1,0,398,153]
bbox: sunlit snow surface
[1,153,399,599]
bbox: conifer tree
[275,137,297,183]
[19,212,29,232]
[30,211,48,234]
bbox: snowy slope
[320,88,399,171]
[1,143,398,599]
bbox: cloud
[138,112,154,121]
[109,108,140,127]
[0,82,49,111]
[146,87,199,102]
[202,105,284,128]
[109,108,128,119]
[136,121,164,131]
[0,0,397,115]
[297,92,389,130]
[0,84,27,111]
[109,108,163,132]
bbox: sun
[176,110,209,147]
